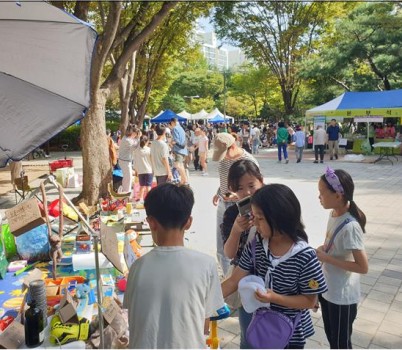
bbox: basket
[49,159,73,172]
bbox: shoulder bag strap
[325,218,354,253]
[251,236,257,273]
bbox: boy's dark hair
[144,183,194,230]
[278,121,285,128]
[155,124,166,136]
[320,169,366,233]
[228,159,263,192]
[251,184,308,243]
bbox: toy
[117,278,127,292]
[76,283,91,299]
[206,304,230,349]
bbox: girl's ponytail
[349,200,366,233]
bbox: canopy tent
[208,114,229,124]
[151,109,187,123]
[191,109,209,121]
[177,110,192,119]
[306,89,402,119]
[0,0,97,167]
[207,108,234,124]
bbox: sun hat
[238,275,270,313]
[212,133,236,161]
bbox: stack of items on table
[49,158,81,188]
[0,193,155,348]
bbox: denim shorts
[138,173,153,186]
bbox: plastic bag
[15,224,50,262]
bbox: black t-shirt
[221,204,252,266]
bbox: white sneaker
[202,172,209,176]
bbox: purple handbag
[246,237,302,349]
[246,307,301,349]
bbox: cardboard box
[5,198,46,237]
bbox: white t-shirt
[150,139,169,176]
[198,135,209,153]
[133,146,152,175]
[123,246,224,349]
[322,212,365,305]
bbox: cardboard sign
[22,268,43,291]
[0,320,25,348]
[100,222,126,274]
[5,198,46,236]
[58,289,79,324]
[102,298,119,324]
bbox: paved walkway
[1,148,402,348]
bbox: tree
[61,2,178,204]
[299,2,402,104]
[213,2,335,118]
[128,2,212,126]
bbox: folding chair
[107,183,131,200]
[14,174,39,204]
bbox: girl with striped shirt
[222,184,327,348]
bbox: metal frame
[29,175,105,348]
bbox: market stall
[0,175,154,348]
[306,89,402,155]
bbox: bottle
[24,299,45,348]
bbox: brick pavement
[1,148,402,348]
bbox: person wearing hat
[212,133,258,276]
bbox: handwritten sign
[5,198,45,236]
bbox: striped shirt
[217,150,258,198]
[238,235,327,346]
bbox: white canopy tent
[206,108,234,124]
[177,110,192,119]
[0,0,97,167]
[191,109,209,121]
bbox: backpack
[246,237,308,349]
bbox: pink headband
[325,166,344,194]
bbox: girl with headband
[316,167,369,349]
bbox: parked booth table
[372,142,401,165]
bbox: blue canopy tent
[306,89,402,119]
[151,109,187,123]
[208,114,228,124]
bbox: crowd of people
[114,118,369,349]
[107,117,401,202]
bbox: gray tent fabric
[0,0,97,167]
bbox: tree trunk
[119,52,137,133]
[79,90,111,205]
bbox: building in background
[194,30,247,70]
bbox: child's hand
[234,214,253,231]
[254,288,274,303]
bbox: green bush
[49,124,81,151]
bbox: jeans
[252,139,260,154]
[314,144,325,161]
[238,306,253,349]
[216,199,233,276]
[277,143,288,161]
[295,146,304,161]
[319,295,357,349]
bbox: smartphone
[236,196,252,217]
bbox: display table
[372,142,401,165]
